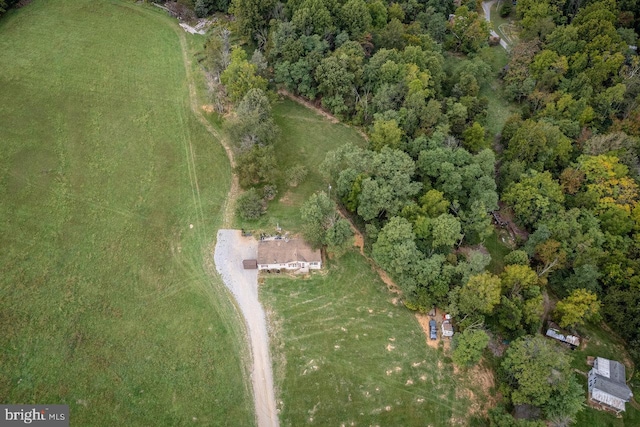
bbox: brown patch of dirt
[416,313,439,349]
[278,191,294,206]
[201,104,215,113]
[455,361,500,418]
[353,231,364,253]
[456,244,490,258]
[495,202,529,243]
[376,268,401,294]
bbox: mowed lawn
[261,253,486,426]
[0,1,253,425]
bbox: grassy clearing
[0,1,253,425]
[478,47,518,138]
[484,229,513,274]
[234,98,367,232]
[261,252,489,426]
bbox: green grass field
[261,252,490,426]
[233,99,367,232]
[0,1,254,425]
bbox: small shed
[242,259,258,269]
[546,327,580,348]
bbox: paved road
[482,0,510,50]
[214,230,279,427]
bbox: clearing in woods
[0,1,253,425]
[245,99,493,424]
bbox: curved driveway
[214,229,279,427]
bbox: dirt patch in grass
[453,361,499,419]
[415,313,439,349]
[467,362,499,415]
[278,191,295,206]
[457,244,490,258]
[353,231,364,253]
[201,104,215,113]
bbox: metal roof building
[588,357,634,414]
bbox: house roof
[592,358,633,402]
[592,388,627,411]
[257,239,321,265]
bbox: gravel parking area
[214,229,279,427]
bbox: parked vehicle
[429,320,437,340]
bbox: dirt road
[214,230,279,427]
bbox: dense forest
[182,0,640,423]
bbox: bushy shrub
[262,184,277,201]
[286,165,308,187]
[500,2,512,17]
[236,188,265,220]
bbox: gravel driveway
[214,229,279,427]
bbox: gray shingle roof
[257,239,321,265]
[591,358,633,401]
[593,377,633,401]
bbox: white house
[588,357,634,414]
[257,239,322,272]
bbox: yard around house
[570,323,640,426]
[233,97,494,425]
[0,1,254,425]
[261,252,494,426]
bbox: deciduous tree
[221,48,267,103]
[554,288,601,328]
[459,272,502,315]
[452,328,490,367]
[501,335,575,407]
